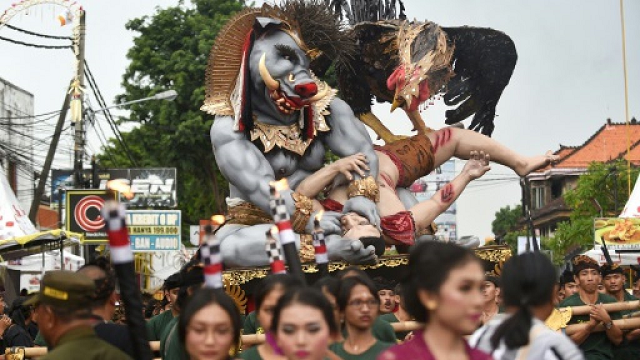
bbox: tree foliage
[491,204,523,254]
[548,160,639,264]
[491,204,522,238]
[97,0,246,230]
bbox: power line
[0,35,72,49]
[84,60,138,166]
[5,23,73,41]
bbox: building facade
[527,120,640,238]
[0,77,35,215]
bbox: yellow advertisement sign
[594,217,640,250]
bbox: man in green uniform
[559,256,623,360]
[26,270,133,360]
[147,272,181,341]
[379,283,412,341]
[601,263,640,358]
[161,263,204,360]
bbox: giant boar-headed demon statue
[203,3,384,267]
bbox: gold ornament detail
[347,176,380,202]
[545,307,573,331]
[298,234,316,263]
[222,255,411,285]
[226,202,272,226]
[291,193,314,233]
[224,277,248,315]
[475,245,512,263]
[250,121,313,156]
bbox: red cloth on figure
[380,211,415,245]
[319,200,415,245]
[319,198,344,212]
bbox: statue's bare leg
[427,127,557,176]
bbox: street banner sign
[52,168,177,209]
[65,190,117,242]
[127,210,181,251]
[594,217,640,250]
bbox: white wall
[0,77,35,214]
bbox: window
[532,186,546,209]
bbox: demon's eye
[275,44,298,63]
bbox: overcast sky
[0,0,638,240]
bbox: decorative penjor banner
[594,217,640,250]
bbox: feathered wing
[442,26,517,136]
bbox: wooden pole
[28,87,71,223]
[565,317,640,335]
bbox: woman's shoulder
[468,347,492,360]
[533,324,583,357]
[376,334,430,360]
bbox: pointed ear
[253,17,283,37]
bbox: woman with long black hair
[378,241,490,360]
[179,288,242,360]
[469,252,583,359]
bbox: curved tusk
[259,53,280,91]
[308,83,329,103]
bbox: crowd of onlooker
[5,242,640,359]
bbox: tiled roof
[537,122,640,171]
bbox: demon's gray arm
[322,98,380,225]
[323,98,379,178]
[211,116,274,213]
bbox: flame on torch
[106,180,134,200]
[210,215,226,226]
[270,178,290,194]
[269,226,280,238]
[314,210,324,224]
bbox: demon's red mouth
[269,89,307,115]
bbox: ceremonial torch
[266,226,287,275]
[312,211,329,277]
[102,181,153,360]
[269,179,306,285]
[202,215,226,289]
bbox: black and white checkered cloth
[270,197,290,223]
[266,236,284,262]
[201,236,221,266]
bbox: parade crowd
[3,242,640,359]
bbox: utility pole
[73,10,86,187]
[29,89,71,223]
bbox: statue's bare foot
[516,151,559,176]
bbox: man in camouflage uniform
[26,270,133,360]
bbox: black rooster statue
[322,0,517,142]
